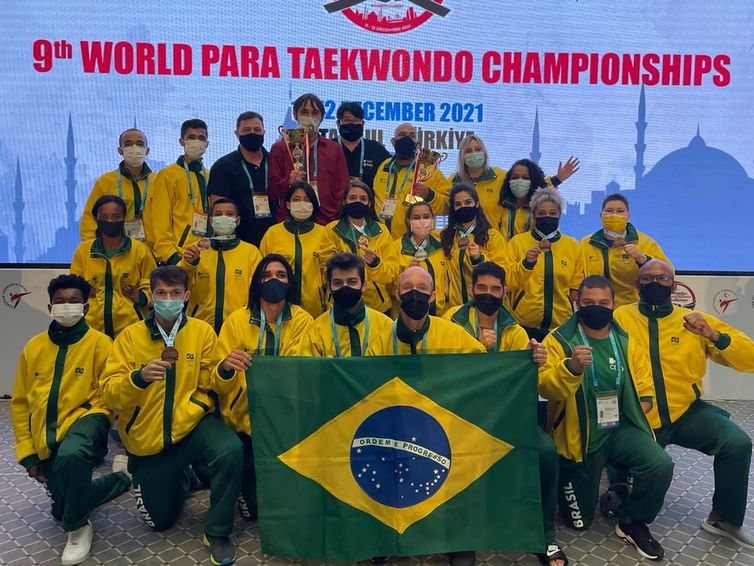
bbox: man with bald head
[613,259,754,548]
[372,123,451,238]
[80,128,153,242]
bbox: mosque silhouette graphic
[3,86,753,270]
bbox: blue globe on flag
[350,405,451,508]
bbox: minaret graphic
[65,113,77,229]
[14,158,25,263]
[530,108,541,164]
[634,85,647,190]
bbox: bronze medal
[458,237,469,248]
[613,237,626,247]
[538,239,552,251]
[161,346,179,364]
[197,238,211,250]
[357,235,369,249]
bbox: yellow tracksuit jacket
[11,320,112,469]
[581,224,671,307]
[615,301,754,430]
[70,237,156,338]
[259,220,327,317]
[445,227,508,308]
[320,218,399,314]
[391,315,486,354]
[100,312,221,457]
[80,163,154,243]
[506,230,584,333]
[372,157,451,239]
[444,301,531,352]
[214,303,313,435]
[393,233,448,316]
[298,304,393,357]
[180,239,262,334]
[144,158,210,264]
[539,315,655,463]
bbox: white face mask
[290,201,314,221]
[183,139,207,160]
[50,303,85,327]
[211,215,237,236]
[297,116,320,131]
[509,179,531,198]
[122,145,146,168]
[410,218,434,240]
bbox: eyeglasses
[639,275,674,285]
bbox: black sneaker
[202,534,236,565]
[599,482,630,519]
[448,551,476,566]
[369,557,390,564]
[615,522,664,560]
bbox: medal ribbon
[391,319,428,355]
[330,308,370,358]
[257,308,283,356]
[157,312,183,348]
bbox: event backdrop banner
[0,269,752,400]
[1,2,753,269]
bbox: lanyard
[386,158,416,199]
[240,155,269,194]
[116,171,150,215]
[534,229,558,241]
[577,326,623,393]
[411,235,429,253]
[257,308,282,356]
[458,222,476,239]
[183,162,206,211]
[391,319,428,354]
[474,311,500,350]
[341,137,365,179]
[330,308,370,358]
[157,313,182,347]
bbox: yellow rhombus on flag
[279,376,514,533]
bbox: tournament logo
[2,283,30,309]
[671,280,696,309]
[324,0,450,34]
[713,289,738,316]
[350,405,450,508]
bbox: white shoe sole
[701,520,754,550]
[615,524,662,561]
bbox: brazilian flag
[250,351,544,562]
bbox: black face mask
[578,305,614,330]
[344,201,369,219]
[474,293,502,316]
[536,216,560,235]
[239,132,264,152]
[339,123,364,142]
[639,282,673,306]
[393,136,417,159]
[332,286,362,310]
[400,289,431,320]
[97,219,124,238]
[454,205,478,224]
[260,279,289,304]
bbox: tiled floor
[1,400,753,565]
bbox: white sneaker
[112,454,131,480]
[701,519,754,550]
[61,521,93,565]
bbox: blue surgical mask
[509,179,531,198]
[154,298,185,320]
[463,151,485,169]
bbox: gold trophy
[404,146,448,204]
[278,125,308,173]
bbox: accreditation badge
[596,392,620,429]
[380,198,397,219]
[252,194,272,218]
[125,218,146,241]
[192,212,208,236]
